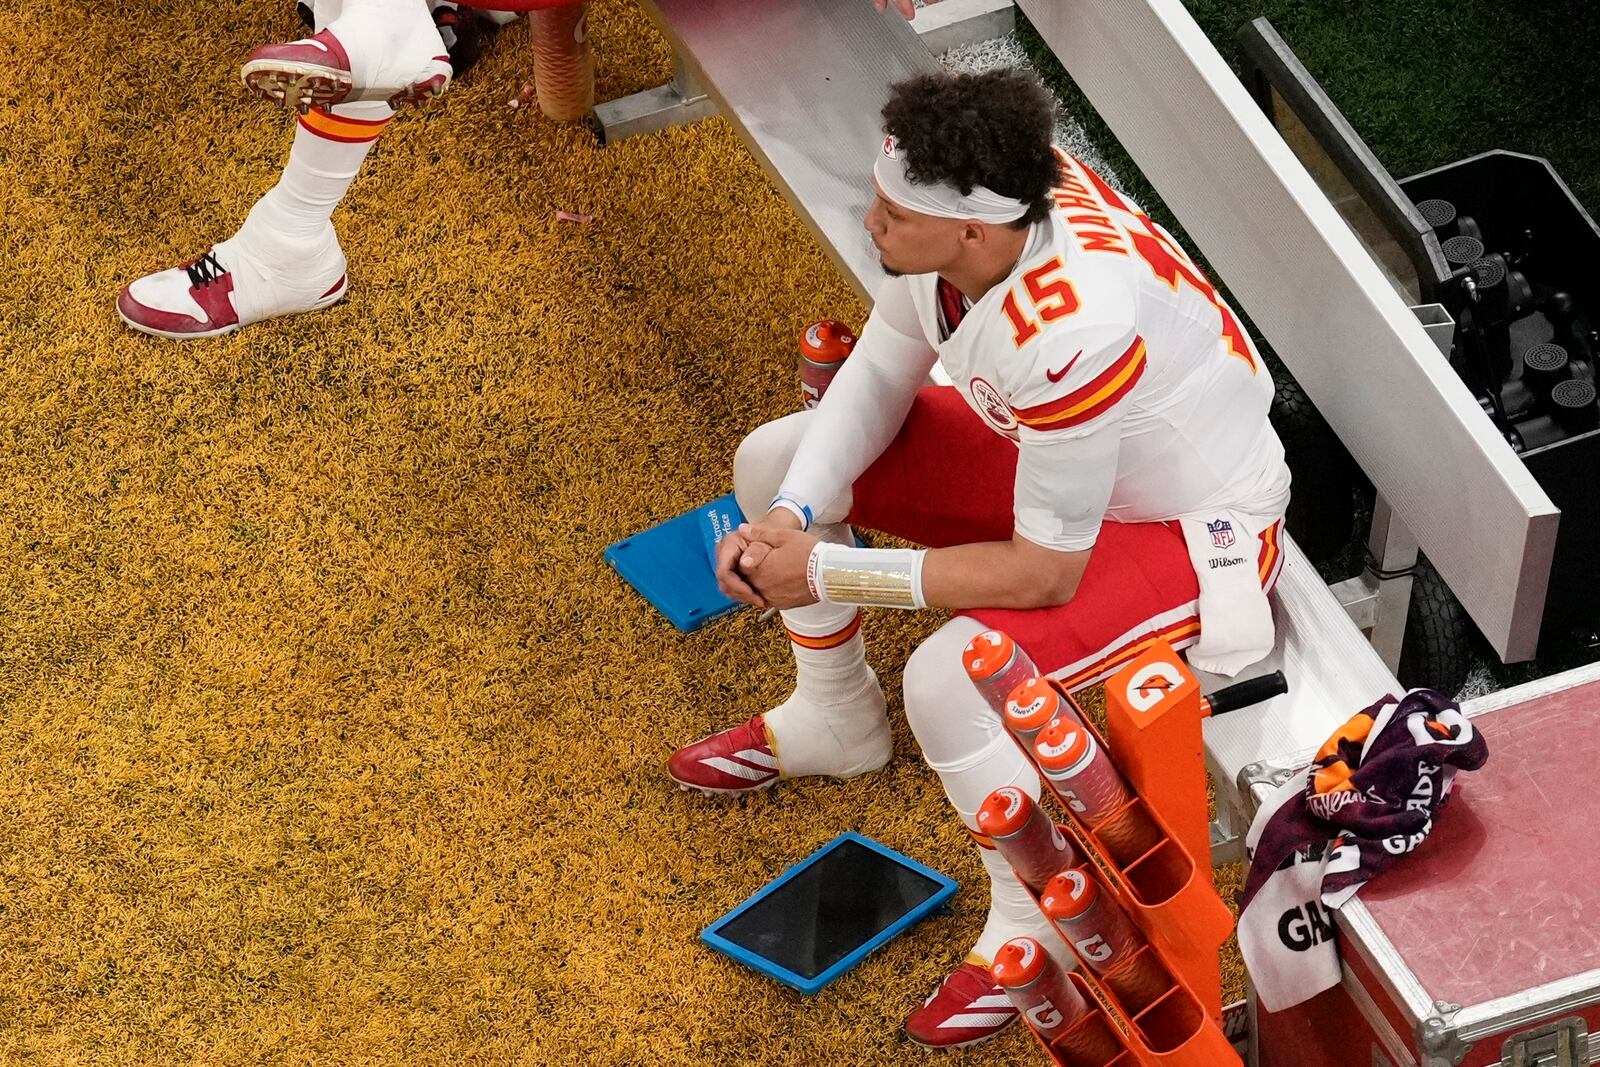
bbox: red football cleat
[117,242,347,340]
[241,30,358,113]
[668,716,782,795]
[242,28,452,113]
[903,962,1020,1049]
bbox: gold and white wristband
[806,542,927,609]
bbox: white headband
[872,135,1031,224]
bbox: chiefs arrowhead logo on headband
[882,135,901,160]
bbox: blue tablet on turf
[700,832,958,995]
[604,493,746,632]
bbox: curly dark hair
[882,70,1062,227]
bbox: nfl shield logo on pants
[1208,519,1235,549]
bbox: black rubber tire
[1397,554,1475,695]
[1270,372,1358,564]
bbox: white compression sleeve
[776,277,939,518]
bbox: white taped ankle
[764,675,890,779]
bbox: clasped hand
[715,516,821,611]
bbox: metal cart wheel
[1397,554,1474,695]
[1272,373,1358,565]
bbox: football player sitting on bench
[669,69,1291,1048]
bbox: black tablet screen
[716,839,944,980]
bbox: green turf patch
[1023,0,1600,233]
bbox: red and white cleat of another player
[903,962,1021,1049]
[668,716,782,795]
[117,239,347,340]
[242,27,451,113]
[241,30,358,113]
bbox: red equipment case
[1252,664,1600,1067]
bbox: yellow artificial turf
[0,3,1243,1062]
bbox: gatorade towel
[1237,690,1489,1011]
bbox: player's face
[865,188,966,277]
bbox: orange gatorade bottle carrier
[963,630,1244,1066]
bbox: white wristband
[767,495,813,531]
[806,542,927,609]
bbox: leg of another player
[667,412,892,795]
[426,1,499,78]
[117,33,397,339]
[302,0,495,79]
[900,616,1063,1049]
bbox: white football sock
[969,829,1064,967]
[934,732,1073,969]
[198,99,393,323]
[247,100,394,243]
[126,100,373,328]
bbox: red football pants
[846,387,1281,690]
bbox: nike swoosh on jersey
[1016,338,1148,430]
[1045,351,1084,383]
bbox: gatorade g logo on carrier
[1277,902,1336,952]
[969,377,1019,432]
[1126,661,1183,713]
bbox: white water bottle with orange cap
[961,628,1039,718]
[1003,675,1088,749]
[1032,714,1133,824]
[1039,867,1148,977]
[977,785,1079,892]
[990,936,1092,1042]
[799,320,856,408]
[1041,868,1169,1010]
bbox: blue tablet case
[700,832,958,995]
[605,493,747,631]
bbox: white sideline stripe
[1046,599,1199,687]
[940,1012,1015,1029]
[701,756,771,781]
[732,748,778,769]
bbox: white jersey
[892,151,1290,551]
